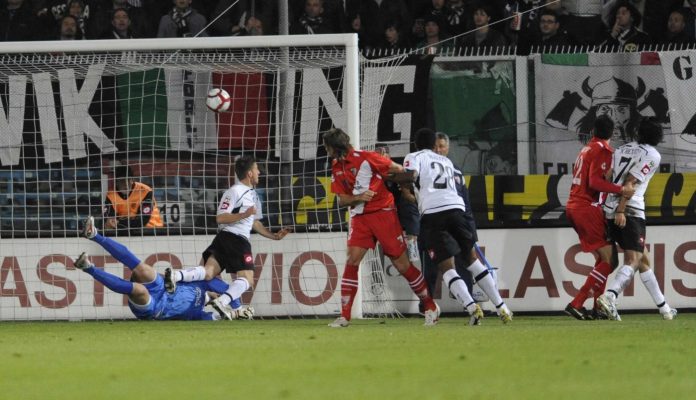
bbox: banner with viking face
[533,53,696,174]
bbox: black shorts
[202,231,254,273]
[607,216,646,252]
[420,208,475,265]
[462,210,478,243]
[397,199,420,236]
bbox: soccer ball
[206,88,231,112]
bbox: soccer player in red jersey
[565,115,635,320]
[322,128,440,327]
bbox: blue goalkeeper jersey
[129,275,214,321]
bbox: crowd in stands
[2,0,696,52]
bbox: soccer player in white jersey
[164,155,290,319]
[400,128,512,324]
[597,118,677,321]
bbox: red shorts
[348,209,407,258]
[566,205,610,252]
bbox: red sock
[571,261,612,309]
[340,264,359,320]
[402,265,436,311]
[592,261,612,301]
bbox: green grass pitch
[2,314,694,400]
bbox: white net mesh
[0,37,407,320]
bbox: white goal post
[0,34,406,321]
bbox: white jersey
[603,141,660,219]
[217,183,262,239]
[403,149,466,215]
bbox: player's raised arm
[390,153,418,183]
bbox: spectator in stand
[290,0,345,32]
[642,0,683,43]
[89,1,153,39]
[458,4,507,50]
[682,0,696,41]
[380,19,411,50]
[662,9,695,46]
[526,9,572,51]
[58,13,79,39]
[346,10,372,49]
[356,0,412,50]
[157,0,208,38]
[412,0,450,44]
[290,0,336,35]
[210,0,277,36]
[65,0,89,38]
[100,7,136,39]
[416,13,454,53]
[1,0,41,41]
[602,0,682,44]
[243,15,264,36]
[504,0,545,47]
[601,1,651,52]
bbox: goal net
[0,35,405,321]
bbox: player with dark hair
[104,164,163,229]
[564,115,635,320]
[164,155,290,319]
[597,118,677,321]
[322,128,440,327]
[79,216,248,320]
[417,131,483,313]
[399,128,512,325]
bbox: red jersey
[567,137,622,209]
[330,148,395,216]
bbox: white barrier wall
[386,225,696,314]
[1,227,694,320]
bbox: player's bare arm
[389,169,416,184]
[387,161,404,174]
[252,220,291,240]
[400,184,417,203]
[620,178,636,199]
[336,191,375,207]
[216,206,256,224]
[614,174,638,228]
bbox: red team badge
[428,249,435,260]
[641,164,650,175]
[244,254,253,263]
[142,206,151,214]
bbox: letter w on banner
[659,51,696,171]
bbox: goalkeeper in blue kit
[76,216,248,320]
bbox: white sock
[222,278,250,306]
[640,269,665,308]
[443,269,475,308]
[178,266,207,282]
[467,259,504,307]
[608,265,635,297]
